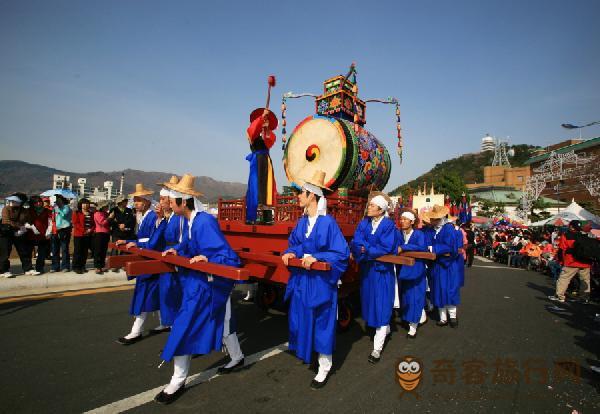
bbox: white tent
[530,199,600,227]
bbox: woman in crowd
[72,198,94,274]
[93,200,111,274]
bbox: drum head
[284,116,347,188]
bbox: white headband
[370,195,389,211]
[169,190,192,200]
[302,182,324,198]
[401,211,416,222]
[159,188,170,197]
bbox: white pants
[223,296,244,363]
[374,325,391,352]
[315,353,332,382]
[438,306,457,321]
[126,312,147,338]
[164,355,191,394]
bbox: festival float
[109,64,433,329]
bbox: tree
[530,198,550,222]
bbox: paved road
[1,258,599,413]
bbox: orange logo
[396,356,423,398]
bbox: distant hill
[0,160,246,203]
[389,144,539,199]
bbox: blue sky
[1,0,599,191]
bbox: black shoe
[115,335,142,345]
[449,318,458,328]
[310,374,330,390]
[368,351,381,364]
[154,386,186,405]
[217,358,244,374]
[436,320,448,327]
[149,326,171,335]
[407,332,417,339]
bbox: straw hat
[422,204,449,220]
[128,183,154,198]
[301,170,332,191]
[168,174,204,197]
[158,175,179,187]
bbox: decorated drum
[283,115,391,193]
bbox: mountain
[389,144,540,199]
[0,160,247,203]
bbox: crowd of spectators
[473,221,600,303]
[0,192,136,277]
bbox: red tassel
[268,75,276,87]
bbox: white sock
[438,307,447,322]
[373,325,389,352]
[408,323,418,336]
[447,306,457,319]
[125,312,147,338]
[419,309,427,324]
[164,355,191,394]
[223,333,244,367]
[314,354,332,382]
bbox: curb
[0,270,134,298]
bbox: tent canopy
[530,199,600,227]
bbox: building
[469,186,565,220]
[466,165,531,191]
[524,136,600,210]
[410,182,445,214]
[481,134,495,153]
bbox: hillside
[0,161,246,203]
[389,144,539,200]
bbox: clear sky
[1,0,599,191]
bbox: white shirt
[371,216,384,235]
[137,209,152,243]
[305,215,318,238]
[403,229,413,244]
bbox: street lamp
[561,120,600,139]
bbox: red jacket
[72,211,94,237]
[559,232,591,268]
[27,208,50,241]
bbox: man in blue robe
[155,174,244,404]
[424,205,460,328]
[115,183,162,345]
[350,192,398,363]
[281,170,349,389]
[396,210,428,338]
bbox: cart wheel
[337,299,353,332]
[255,283,278,311]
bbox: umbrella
[40,189,78,199]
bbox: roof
[525,136,600,165]
[470,189,565,206]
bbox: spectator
[463,223,475,267]
[108,195,136,270]
[26,195,51,275]
[1,195,25,277]
[93,201,111,274]
[9,193,37,276]
[51,195,72,272]
[549,220,592,304]
[72,198,94,274]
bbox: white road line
[85,342,289,414]
[475,257,494,263]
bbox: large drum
[283,115,391,193]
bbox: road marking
[0,285,134,304]
[475,257,494,263]
[85,341,289,413]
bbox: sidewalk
[0,260,134,298]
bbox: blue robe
[284,215,349,363]
[454,227,465,288]
[421,225,436,290]
[147,214,184,326]
[397,229,428,324]
[350,217,398,328]
[128,210,161,316]
[430,223,460,307]
[161,212,240,362]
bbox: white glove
[31,225,40,235]
[15,226,27,237]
